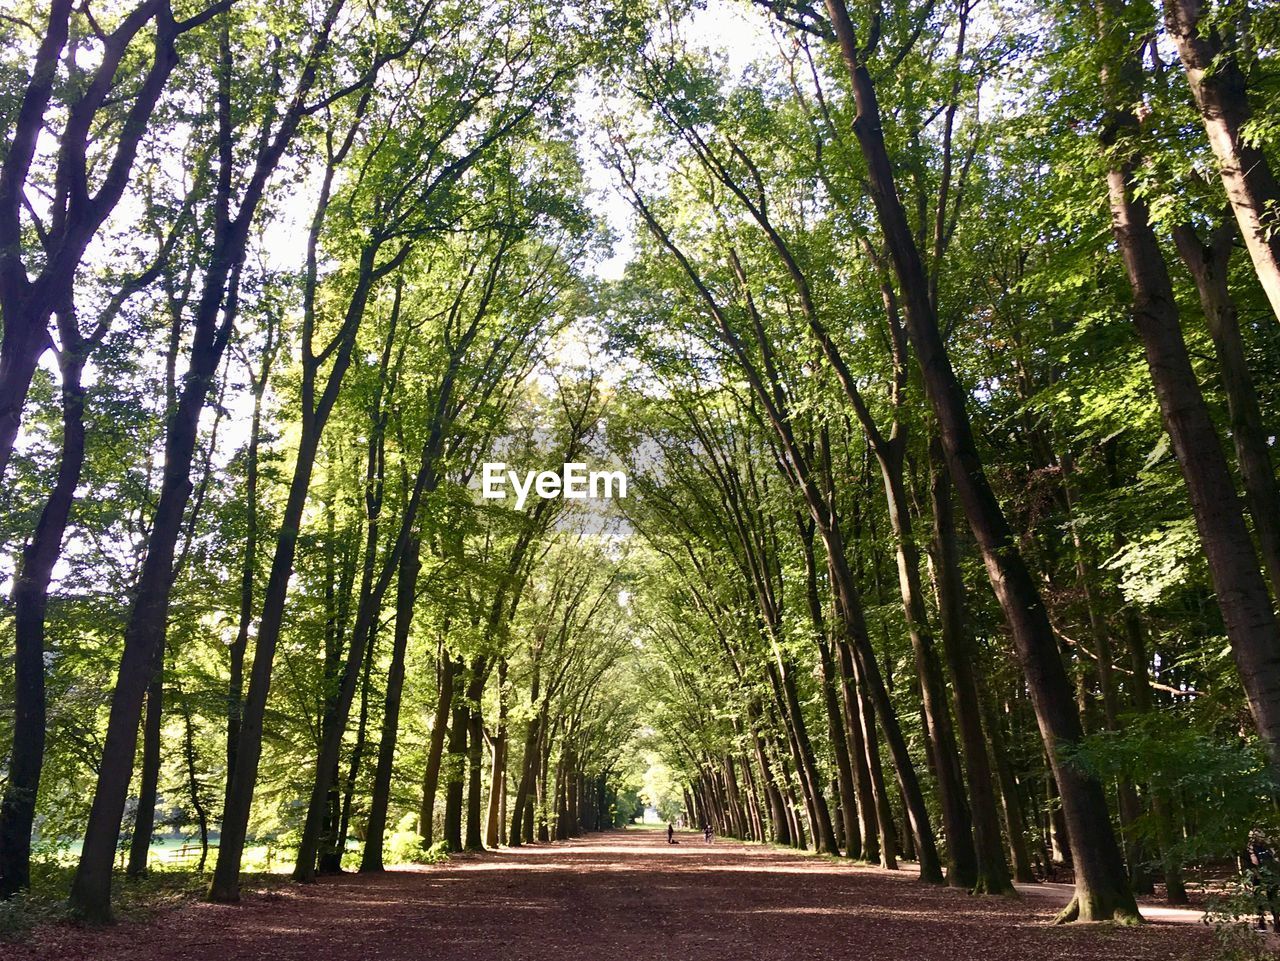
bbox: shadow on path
[12,829,1213,960]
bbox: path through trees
[7,830,1211,961]
[2,0,1279,952]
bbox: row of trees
[0,0,643,921]
[1,0,1278,933]
[605,0,1280,925]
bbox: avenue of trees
[0,0,1277,933]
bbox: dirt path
[14,829,1215,960]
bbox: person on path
[1247,832,1280,930]
[703,823,713,843]
[667,823,675,844]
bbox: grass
[0,857,286,941]
[2,831,454,942]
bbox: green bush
[1060,712,1277,864]
[385,814,449,865]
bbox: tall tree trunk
[1172,218,1280,601]
[419,650,457,842]
[880,451,975,886]
[1061,451,1150,893]
[1163,0,1280,323]
[769,652,839,854]
[928,438,1014,894]
[799,519,860,856]
[225,312,276,796]
[983,682,1036,884]
[834,635,879,863]
[819,0,1136,921]
[70,273,238,919]
[1097,36,1280,778]
[326,627,376,873]
[510,717,540,846]
[464,663,488,851]
[0,342,86,897]
[126,673,164,878]
[536,725,553,843]
[485,659,509,847]
[829,541,933,876]
[174,681,210,872]
[749,711,790,844]
[850,637,897,868]
[362,536,421,871]
[215,241,386,898]
[443,692,469,852]
[1121,604,1189,903]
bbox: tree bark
[1172,217,1280,601]
[983,683,1037,884]
[836,636,880,863]
[509,716,540,846]
[1163,0,1280,323]
[465,662,489,851]
[126,674,164,878]
[1099,54,1280,779]
[362,536,421,871]
[225,311,276,795]
[819,0,1136,921]
[485,659,509,847]
[419,650,458,842]
[799,518,860,857]
[0,342,86,897]
[928,438,1014,894]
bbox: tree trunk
[485,659,509,847]
[1172,218,1280,601]
[443,694,469,852]
[0,344,85,897]
[1122,605,1189,904]
[983,683,1036,884]
[750,717,790,845]
[800,520,860,856]
[214,241,385,899]
[829,540,935,877]
[1164,0,1280,323]
[362,536,421,871]
[71,282,237,919]
[225,313,275,796]
[509,716,540,847]
[1100,79,1280,779]
[928,438,1014,894]
[328,627,376,873]
[126,674,164,878]
[774,651,839,853]
[419,650,458,842]
[820,0,1136,921]
[834,636,879,863]
[879,448,975,886]
[465,663,488,852]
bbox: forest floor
[8,828,1225,960]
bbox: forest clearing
[1,0,1279,958]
